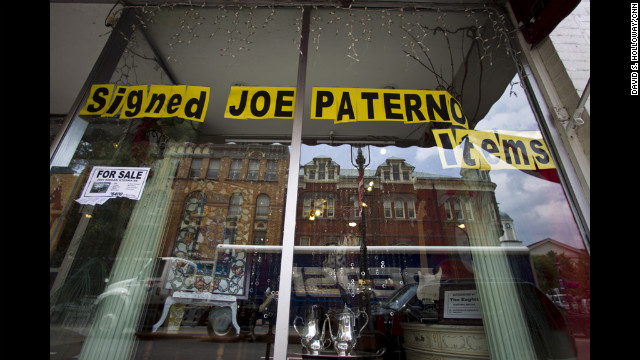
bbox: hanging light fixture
[350,144,372,325]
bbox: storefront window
[50,5,300,360]
[51,3,588,360]
[293,5,588,360]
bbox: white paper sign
[443,290,483,319]
[76,166,151,205]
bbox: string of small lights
[104,2,525,96]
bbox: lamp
[350,144,373,326]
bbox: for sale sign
[76,166,151,205]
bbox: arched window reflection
[173,191,207,258]
[228,193,243,217]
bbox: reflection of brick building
[158,143,290,298]
[296,156,504,279]
[156,147,507,298]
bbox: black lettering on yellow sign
[222,86,469,128]
[79,84,210,122]
[224,86,296,119]
[311,87,469,128]
[433,129,555,170]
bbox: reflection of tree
[532,250,590,299]
[574,252,590,296]
[71,117,195,171]
[532,251,559,292]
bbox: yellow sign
[311,87,468,128]
[224,86,296,119]
[223,86,468,128]
[433,129,555,170]
[79,84,552,171]
[79,84,210,122]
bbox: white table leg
[152,296,176,332]
[229,302,240,335]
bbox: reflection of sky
[299,77,584,250]
[475,79,582,248]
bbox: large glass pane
[51,4,588,360]
[290,6,588,360]
[50,5,300,360]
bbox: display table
[152,291,240,334]
[401,323,488,360]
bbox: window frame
[48,7,592,360]
[189,158,202,178]
[265,160,277,181]
[247,159,260,180]
[256,194,270,217]
[206,158,220,179]
[229,159,243,180]
[302,194,335,219]
[394,199,404,218]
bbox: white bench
[152,290,240,335]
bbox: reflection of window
[190,158,202,178]
[253,232,266,244]
[488,205,497,220]
[394,199,404,218]
[303,195,334,219]
[254,220,267,230]
[381,161,414,182]
[465,202,474,220]
[445,198,473,220]
[173,191,206,257]
[384,200,392,218]
[229,159,242,179]
[444,199,459,219]
[384,197,417,219]
[326,198,334,217]
[453,200,463,219]
[228,193,243,216]
[247,159,260,180]
[299,236,310,246]
[265,160,277,181]
[306,159,337,182]
[206,158,220,178]
[256,194,270,217]
[407,200,416,218]
[184,191,206,222]
[303,198,312,218]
